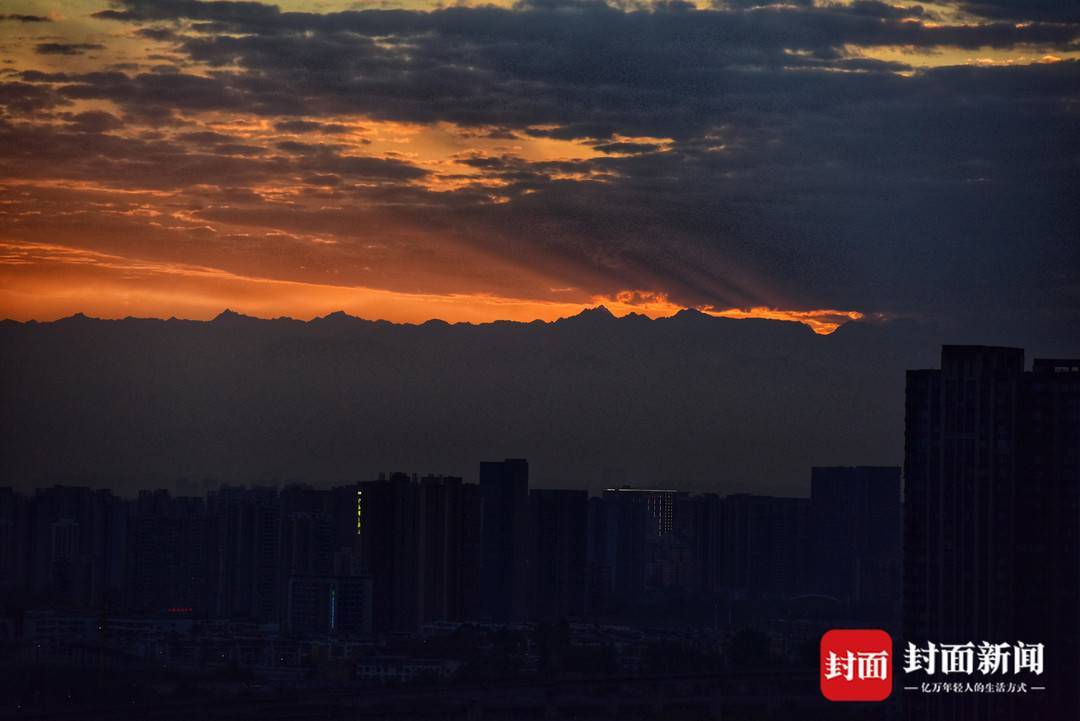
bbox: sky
[0,0,1077,340]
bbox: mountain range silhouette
[1,308,945,494]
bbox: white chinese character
[856,651,889,681]
[825,650,855,680]
[977,642,1011,674]
[1014,642,1044,675]
[904,642,936,674]
[940,642,975,674]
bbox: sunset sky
[1,1,1077,337]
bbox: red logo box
[820,629,893,702]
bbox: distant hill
[0,309,945,495]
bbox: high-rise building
[357,473,481,631]
[0,487,30,606]
[603,487,677,538]
[357,474,419,632]
[460,481,483,620]
[599,487,682,603]
[721,494,810,596]
[529,489,587,620]
[208,485,281,623]
[286,574,373,636]
[329,483,362,554]
[682,492,722,596]
[417,475,478,624]
[480,458,530,622]
[279,511,334,578]
[905,347,1080,719]
[810,466,900,620]
[585,496,613,615]
[599,489,649,604]
[28,486,126,610]
[279,485,335,583]
[1022,358,1080,716]
[127,489,210,615]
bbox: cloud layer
[0,0,1076,343]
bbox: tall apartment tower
[810,466,901,621]
[128,490,210,615]
[28,486,126,610]
[417,475,480,624]
[599,487,681,603]
[904,347,1080,719]
[720,493,810,596]
[0,488,30,606]
[480,458,530,622]
[357,473,419,632]
[208,485,281,623]
[529,489,588,621]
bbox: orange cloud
[593,290,863,333]
[701,306,865,335]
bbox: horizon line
[0,241,867,333]
[1,304,877,334]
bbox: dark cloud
[92,0,284,24]
[80,2,1077,143]
[274,119,351,134]
[135,26,179,41]
[0,81,64,114]
[301,173,341,186]
[591,141,662,154]
[35,43,106,56]
[67,110,124,133]
[1,14,52,23]
[822,1,933,20]
[0,117,427,192]
[956,0,1080,23]
[91,0,1078,52]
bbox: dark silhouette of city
[0,338,1077,720]
[2,460,901,720]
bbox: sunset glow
[1,1,1076,334]
[0,240,858,333]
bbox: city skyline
[2,344,1076,719]
[1,458,899,717]
[0,459,903,621]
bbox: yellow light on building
[356,489,363,535]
